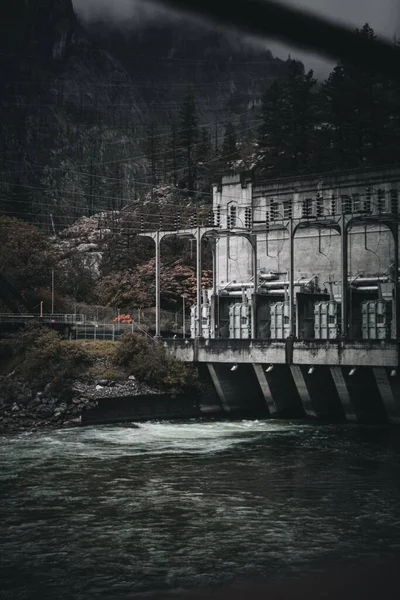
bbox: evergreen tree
[178,90,198,195]
[144,120,160,197]
[196,126,213,197]
[222,122,240,169]
[318,24,393,168]
[259,59,317,175]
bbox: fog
[72,0,400,77]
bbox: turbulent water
[1,419,400,599]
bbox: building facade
[209,165,400,341]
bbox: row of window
[272,188,399,220]
[218,187,399,228]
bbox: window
[364,187,371,213]
[283,200,293,219]
[391,190,398,215]
[270,202,279,221]
[352,193,361,212]
[302,198,313,218]
[241,316,248,324]
[377,188,385,214]
[328,315,335,325]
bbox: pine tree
[196,126,213,196]
[222,122,239,169]
[144,120,160,198]
[259,59,317,175]
[319,24,392,168]
[178,90,198,195]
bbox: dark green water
[1,420,400,599]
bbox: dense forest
[1,1,399,315]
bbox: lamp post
[181,295,186,338]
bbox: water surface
[1,420,400,598]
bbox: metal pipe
[352,276,391,285]
[221,289,286,297]
[258,272,280,280]
[260,281,289,288]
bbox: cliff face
[0,0,145,231]
[85,19,288,122]
[0,0,290,231]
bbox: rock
[97,379,109,386]
[11,403,19,412]
[63,416,82,427]
[128,375,136,381]
[36,407,54,419]
[36,392,44,400]
[95,385,103,390]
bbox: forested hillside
[1,2,399,316]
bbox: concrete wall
[165,339,399,367]
[213,166,400,286]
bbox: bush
[113,332,200,396]
[3,325,89,395]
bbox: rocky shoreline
[0,376,159,434]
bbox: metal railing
[0,313,85,325]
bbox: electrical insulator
[364,188,371,213]
[245,207,252,229]
[331,196,336,216]
[391,189,398,215]
[227,212,231,230]
[265,211,270,232]
[208,211,214,226]
[159,215,163,230]
[230,206,237,228]
[377,189,385,214]
[140,214,144,232]
[316,194,323,217]
[216,205,221,227]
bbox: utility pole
[196,226,202,337]
[51,269,55,315]
[182,295,186,338]
[155,230,161,339]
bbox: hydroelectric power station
[141,165,400,424]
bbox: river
[1,420,400,599]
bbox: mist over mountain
[0,0,292,231]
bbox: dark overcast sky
[72,0,400,77]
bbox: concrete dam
[141,165,400,424]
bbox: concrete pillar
[290,365,317,417]
[373,367,400,424]
[207,364,230,412]
[330,366,358,422]
[253,364,278,415]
